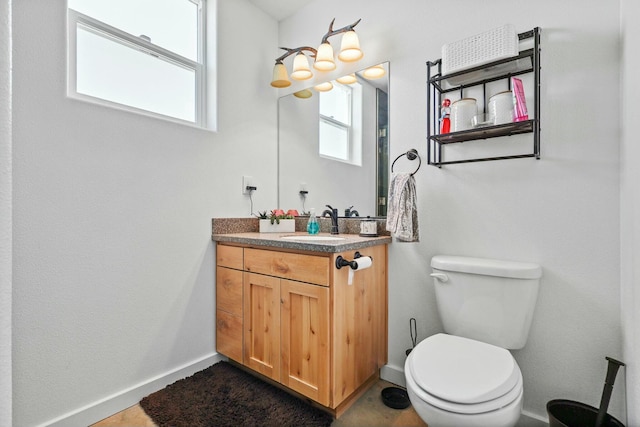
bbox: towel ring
[391,149,421,176]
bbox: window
[319,82,363,165]
[67,0,210,127]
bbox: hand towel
[386,173,419,242]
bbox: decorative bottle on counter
[307,208,319,234]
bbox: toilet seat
[408,333,522,414]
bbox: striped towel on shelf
[386,173,419,242]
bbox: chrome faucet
[322,205,339,234]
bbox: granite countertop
[211,217,391,253]
[212,231,391,253]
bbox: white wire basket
[441,24,519,76]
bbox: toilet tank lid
[431,255,542,279]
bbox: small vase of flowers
[256,209,296,233]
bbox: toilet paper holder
[336,252,372,270]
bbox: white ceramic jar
[488,91,514,125]
[359,218,378,237]
[450,98,478,132]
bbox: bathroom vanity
[212,225,390,416]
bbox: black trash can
[548,357,626,427]
[547,399,625,427]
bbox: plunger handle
[595,357,625,427]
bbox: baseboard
[39,352,225,427]
[519,409,549,426]
[380,363,406,387]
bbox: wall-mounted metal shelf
[427,28,541,167]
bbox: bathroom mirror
[277,62,389,218]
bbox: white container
[259,219,295,233]
[450,98,478,132]
[442,24,519,76]
[489,91,514,125]
[359,219,378,236]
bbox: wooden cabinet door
[217,267,243,315]
[243,272,281,381]
[216,267,243,362]
[216,310,243,362]
[280,279,330,406]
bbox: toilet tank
[431,255,542,350]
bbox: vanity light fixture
[270,18,363,88]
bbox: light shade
[291,53,313,81]
[293,89,313,99]
[338,31,363,62]
[336,73,357,84]
[271,62,291,88]
[362,64,386,79]
[314,43,336,71]
[314,81,333,92]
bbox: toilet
[405,255,542,427]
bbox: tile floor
[91,378,548,427]
[91,379,427,427]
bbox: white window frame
[67,2,208,128]
[319,116,351,161]
[319,82,363,165]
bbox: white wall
[11,1,279,426]
[620,0,639,424]
[280,0,624,421]
[1,0,12,425]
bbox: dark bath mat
[140,361,334,427]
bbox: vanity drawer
[217,244,243,270]
[244,248,329,286]
[216,267,243,316]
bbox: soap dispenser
[307,208,319,234]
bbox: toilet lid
[409,334,520,405]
